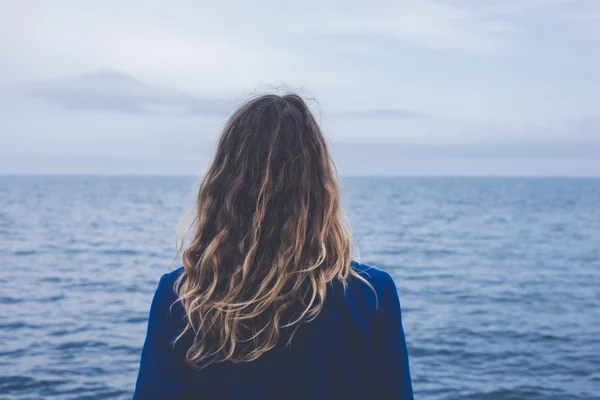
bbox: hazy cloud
[329,109,423,119]
[21,70,236,116]
[577,115,600,136]
[18,70,428,120]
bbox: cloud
[20,70,236,116]
[302,0,600,57]
[301,1,523,54]
[329,109,423,119]
[17,70,428,121]
[577,115,600,135]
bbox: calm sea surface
[1,176,599,400]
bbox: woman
[134,94,413,399]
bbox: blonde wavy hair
[175,94,366,368]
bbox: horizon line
[1,172,599,179]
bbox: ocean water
[1,175,599,400]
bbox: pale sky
[1,0,599,176]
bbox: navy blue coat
[133,261,413,399]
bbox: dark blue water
[1,176,599,399]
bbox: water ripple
[1,176,599,399]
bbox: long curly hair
[175,93,365,368]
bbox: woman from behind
[134,94,413,399]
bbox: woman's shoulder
[160,266,184,285]
[349,260,396,294]
[328,260,399,314]
[151,267,184,311]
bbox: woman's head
[176,93,360,367]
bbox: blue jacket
[134,261,413,399]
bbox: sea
[1,175,599,400]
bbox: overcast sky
[1,0,600,176]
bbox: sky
[1,0,600,176]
